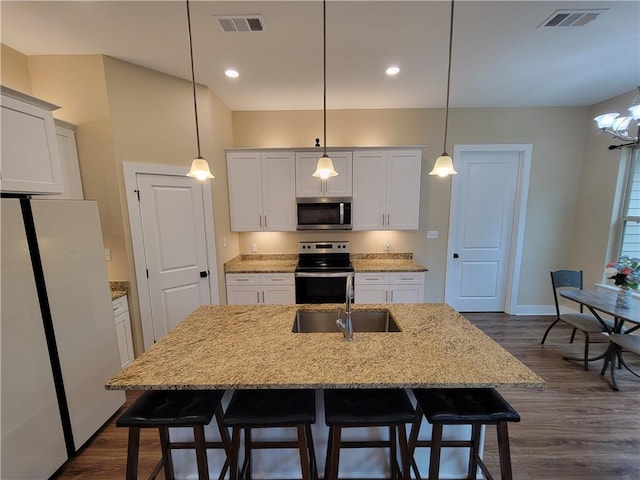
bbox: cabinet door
[1,93,64,194]
[352,151,386,230]
[227,286,261,305]
[295,151,353,197]
[262,285,296,304]
[386,150,421,230]
[114,312,134,368]
[227,152,263,231]
[389,285,424,303]
[324,151,353,197]
[295,152,324,196]
[355,284,388,304]
[261,152,296,231]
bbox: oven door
[295,272,353,304]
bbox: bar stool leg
[466,424,482,480]
[194,425,209,480]
[158,427,175,480]
[229,427,241,480]
[496,422,514,480]
[408,405,424,480]
[305,424,318,480]
[390,426,398,480]
[327,426,342,480]
[398,424,411,480]
[428,423,443,480]
[125,427,141,480]
[295,425,312,480]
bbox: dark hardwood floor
[53,313,640,479]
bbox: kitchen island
[107,303,543,478]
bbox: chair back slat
[550,270,584,315]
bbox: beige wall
[233,106,589,307]
[1,44,32,93]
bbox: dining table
[559,288,639,389]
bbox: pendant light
[429,0,458,177]
[313,0,338,180]
[185,0,214,180]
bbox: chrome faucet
[336,274,354,341]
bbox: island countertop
[106,303,544,391]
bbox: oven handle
[295,272,354,278]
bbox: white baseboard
[508,305,557,316]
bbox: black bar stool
[222,389,318,480]
[408,388,520,480]
[116,390,231,480]
[323,389,416,480]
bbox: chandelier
[594,86,640,149]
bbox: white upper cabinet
[295,151,352,197]
[353,149,422,230]
[227,151,296,232]
[1,87,64,195]
[40,120,84,200]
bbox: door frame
[445,144,532,314]
[123,162,219,350]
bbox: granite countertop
[110,281,129,300]
[106,303,543,391]
[224,253,427,274]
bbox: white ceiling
[1,1,638,111]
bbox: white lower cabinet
[113,295,134,368]
[227,273,295,305]
[354,272,424,303]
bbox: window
[618,148,639,258]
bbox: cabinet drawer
[261,273,294,285]
[389,272,424,285]
[226,273,261,286]
[112,295,129,316]
[355,272,389,284]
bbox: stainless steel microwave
[296,197,352,230]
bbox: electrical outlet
[223,237,227,248]
[427,231,439,239]
[384,240,391,251]
[104,248,112,261]
[251,243,257,253]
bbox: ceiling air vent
[538,9,607,28]
[214,15,264,33]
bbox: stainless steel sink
[292,309,401,333]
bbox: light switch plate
[104,248,112,261]
[251,243,257,253]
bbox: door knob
[200,271,208,278]
[453,253,459,259]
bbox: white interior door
[445,146,531,312]
[137,174,212,341]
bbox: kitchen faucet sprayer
[336,274,354,341]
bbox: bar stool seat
[116,390,230,480]
[323,389,416,480]
[409,388,520,480]
[223,389,318,480]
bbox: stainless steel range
[295,241,354,304]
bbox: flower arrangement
[605,256,640,290]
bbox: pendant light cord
[442,0,455,154]
[186,0,202,159]
[323,0,327,156]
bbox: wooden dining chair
[542,270,613,370]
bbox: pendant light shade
[313,154,338,179]
[429,0,458,178]
[184,0,214,180]
[314,0,338,180]
[187,156,215,180]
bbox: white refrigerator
[1,198,125,479]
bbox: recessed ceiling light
[225,69,239,78]
[386,66,400,76]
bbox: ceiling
[1,1,638,111]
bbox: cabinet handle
[390,291,394,302]
[382,213,386,226]
[387,214,390,226]
[261,291,265,303]
[259,215,263,228]
[257,291,260,303]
